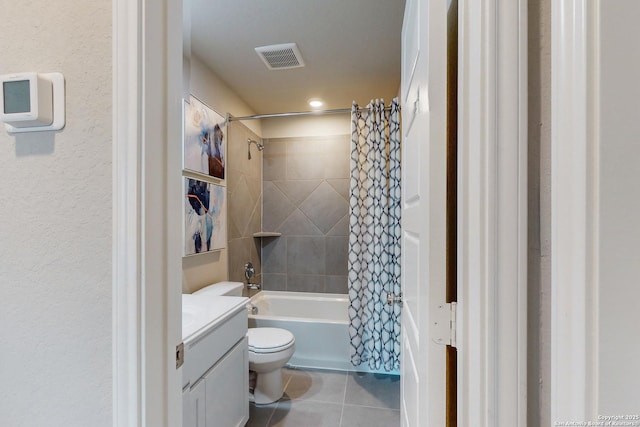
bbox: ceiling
[190,0,406,115]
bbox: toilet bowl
[247,327,295,405]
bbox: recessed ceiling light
[308,98,324,108]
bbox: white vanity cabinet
[183,377,205,427]
[204,337,248,426]
[182,296,249,427]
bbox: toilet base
[252,369,284,405]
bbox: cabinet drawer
[183,308,248,388]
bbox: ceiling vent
[255,43,305,70]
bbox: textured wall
[227,121,263,287]
[0,1,112,426]
[262,135,350,293]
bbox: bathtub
[248,291,399,375]
[248,291,353,372]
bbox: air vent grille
[255,43,305,70]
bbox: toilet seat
[247,327,295,354]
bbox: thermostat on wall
[0,72,65,133]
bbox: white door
[401,0,449,426]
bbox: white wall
[262,114,350,139]
[0,1,112,426]
[190,56,262,136]
[597,0,640,413]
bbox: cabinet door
[183,379,206,427]
[205,337,249,427]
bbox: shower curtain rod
[227,106,394,122]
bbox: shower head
[247,139,264,159]
[248,139,264,150]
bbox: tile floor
[246,367,400,427]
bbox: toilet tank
[193,281,244,297]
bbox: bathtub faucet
[244,262,261,290]
[247,282,262,291]
[244,262,256,283]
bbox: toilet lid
[247,327,295,354]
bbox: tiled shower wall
[227,121,262,285]
[261,135,350,293]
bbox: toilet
[247,327,295,404]
[193,281,295,405]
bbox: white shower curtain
[347,98,401,372]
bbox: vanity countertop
[182,293,248,343]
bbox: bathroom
[181,1,405,426]
[8,0,640,425]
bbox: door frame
[112,0,529,424]
[457,0,528,425]
[550,0,599,422]
[113,0,183,426]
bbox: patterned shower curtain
[348,98,401,372]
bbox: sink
[182,293,248,340]
[182,296,204,339]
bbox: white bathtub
[248,291,353,372]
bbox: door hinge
[176,342,184,369]
[431,301,457,348]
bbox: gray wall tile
[250,237,262,274]
[323,137,351,179]
[227,212,242,240]
[229,176,255,236]
[263,140,287,181]
[299,182,348,234]
[324,276,348,294]
[260,134,351,295]
[287,236,325,275]
[228,237,251,283]
[247,175,262,201]
[262,273,287,291]
[327,215,349,237]
[287,153,325,180]
[246,196,262,237]
[287,274,325,293]
[263,181,295,231]
[325,236,348,275]
[273,180,322,205]
[262,236,287,273]
[326,179,350,200]
[277,209,323,236]
[227,122,262,283]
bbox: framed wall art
[184,177,227,255]
[183,96,226,179]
